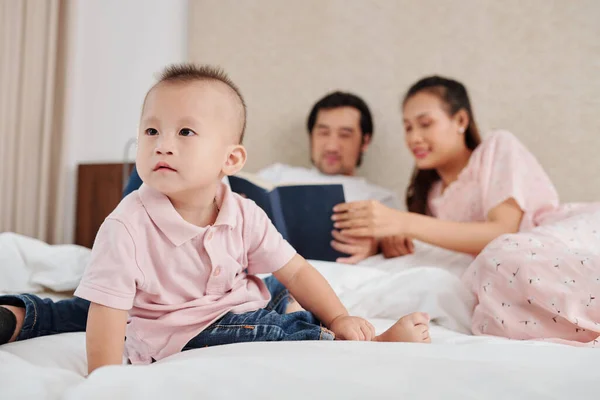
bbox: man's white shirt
[253,163,402,210]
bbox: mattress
[1,233,599,399]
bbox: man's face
[310,107,370,176]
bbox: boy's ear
[222,144,247,176]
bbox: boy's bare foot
[0,305,25,344]
[375,312,431,343]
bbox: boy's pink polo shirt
[74,183,296,364]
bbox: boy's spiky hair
[156,63,247,142]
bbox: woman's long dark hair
[403,76,482,215]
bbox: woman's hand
[380,235,414,258]
[332,200,407,238]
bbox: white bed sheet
[1,234,599,399]
[3,323,599,400]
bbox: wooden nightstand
[74,163,134,248]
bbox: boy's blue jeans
[0,276,333,347]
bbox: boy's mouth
[153,162,177,172]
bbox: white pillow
[0,232,90,293]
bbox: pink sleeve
[74,218,144,310]
[476,131,559,220]
[243,200,296,275]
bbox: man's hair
[306,91,374,167]
[153,63,247,142]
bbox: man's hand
[331,230,378,264]
[380,235,414,258]
[329,315,376,341]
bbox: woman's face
[402,91,467,170]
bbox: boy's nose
[155,146,174,155]
[155,136,175,155]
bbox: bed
[1,232,599,399]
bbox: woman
[333,76,600,345]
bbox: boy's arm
[243,200,372,338]
[273,254,374,340]
[86,302,128,374]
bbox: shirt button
[206,231,214,241]
[213,267,221,277]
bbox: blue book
[228,173,347,262]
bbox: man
[256,92,401,264]
[0,91,403,346]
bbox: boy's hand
[329,315,375,341]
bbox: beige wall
[189,0,600,205]
[58,0,187,244]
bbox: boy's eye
[179,128,196,137]
[145,128,158,136]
